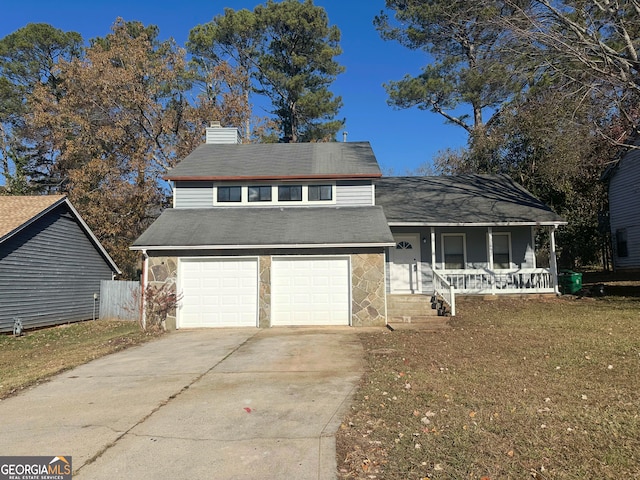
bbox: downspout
[549,225,560,295]
[142,249,149,330]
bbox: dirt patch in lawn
[337,295,640,479]
[0,320,163,399]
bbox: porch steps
[387,294,450,330]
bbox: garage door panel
[178,258,258,328]
[271,257,350,326]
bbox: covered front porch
[376,175,568,316]
[387,224,563,315]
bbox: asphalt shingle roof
[132,206,394,249]
[0,195,66,241]
[376,175,566,226]
[165,142,382,179]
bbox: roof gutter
[386,221,568,227]
[130,241,395,251]
[164,173,382,181]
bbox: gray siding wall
[609,147,640,269]
[336,180,374,206]
[174,181,213,208]
[0,205,115,333]
[174,180,374,208]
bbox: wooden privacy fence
[99,280,141,321]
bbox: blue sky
[1,0,469,174]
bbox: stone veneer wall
[351,253,387,327]
[258,256,271,328]
[146,256,178,330]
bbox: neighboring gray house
[0,195,120,333]
[132,124,566,328]
[603,136,640,271]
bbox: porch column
[430,227,436,270]
[488,227,495,294]
[549,225,560,295]
[487,227,494,270]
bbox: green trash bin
[558,270,583,294]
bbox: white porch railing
[435,268,555,295]
[433,270,456,316]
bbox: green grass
[337,296,640,479]
[0,320,162,399]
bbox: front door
[390,234,422,293]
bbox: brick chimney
[205,121,242,144]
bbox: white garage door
[271,256,350,326]
[178,258,258,328]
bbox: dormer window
[248,186,272,202]
[308,185,332,201]
[217,186,241,202]
[278,185,302,201]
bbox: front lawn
[0,320,162,399]
[337,295,640,479]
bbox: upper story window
[308,185,332,201]
[278,185,303,201]
[217,186,241,202]
[248,186,272,202]
[210,183,337,206]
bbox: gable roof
[0,195,121,273]
[376,175,566,226]
[0,195,66,240]
[165,142,382,181]
[131,206,394,250]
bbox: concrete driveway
[0,327,364,479]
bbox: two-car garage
[177,256,351,328]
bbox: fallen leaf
[469,411,477,418]
[507,450,514,457]
[244,407,252,413]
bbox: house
[603,135,640,271]
[132,125,394,329]
[0,195,120,333]
[131,124,565,328]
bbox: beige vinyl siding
[336,180,374,206]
